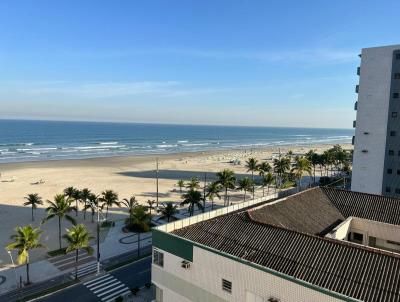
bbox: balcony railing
[357,67,360,76]
[355,85,359,93]
[354,101,358,110]
[353,120,356,128]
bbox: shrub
[281,180,296,189]
[131,286,140,295]
[145,282,152,288]
[47,248,67,257]
[101,220,114,228]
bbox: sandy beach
[0,143,351,266]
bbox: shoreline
[0,142,352,171]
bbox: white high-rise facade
[352,44,400,196]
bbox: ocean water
[0,120,354,163]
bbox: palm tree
[63,224,93,280]
[287,150,294,162]
[246,158,259,199]
[216,169,236,206]
[64,187,80,217]
[319,152,328,177]
[186,177,200,190]
[245,158,258,181]
[273,157,291,187]
[305,150,319,184]
[261,172,274,196]
[205,182,222,210]
[258,162,272,177]
[84,193,99,223]
[100,190,119,220]
[146,199,156,216]
[131,205,151,232]
[23,193,43,221]
[324,150,334,177]
[43,194,77,250]
[292,156,312,191]
[177,179,185,194]
[6,226,44,284]
[237,177,253,202]
[80,188,91,220]
[157,202,179,222]
[121,195,138,226]
[181,189,204,216]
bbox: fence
[156,186,299,233]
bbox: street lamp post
[96,201,100,275]
[7,250,19,289]
[88,198,103,275]
[203,172,207,212]
[156,158,159,208]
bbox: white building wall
[152,246,348,302]
[352,45,400,194]
[350,217,400,251]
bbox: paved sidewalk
[0,259,60,294]
[99,220,152,260]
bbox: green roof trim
[152,228,193,261]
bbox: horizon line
[0,117,353,131]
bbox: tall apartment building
[352,44,400,196]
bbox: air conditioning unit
[181,260,191,269]
[268,297,280,302]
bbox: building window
[353,232,363,242]
[393,112,398,118]
[396,188,400,194]
[222,279,232,293]
[393,93,399,99]
[395,73,400,79]
[398,150,400,156]
[388,169,393,174]
[387,240,400,246]
[396,54,400,60]
[390,131,396,137]
[386,186,392,193]
[398,170,400,175]
[153,249,164,267]
[389,150,394,156]
[369,236,376,247]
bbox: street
[37,256,152,302]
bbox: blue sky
[0,1,399,128]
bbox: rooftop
[171,187,400,302]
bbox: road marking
[96,283,125,296]
[90,278,120,292]
[84,274,130,302]
[70,262,101,279]
[84,274,112,286]
[49,250,96,272]
[57,255,94,269]
[49,251,89,264]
